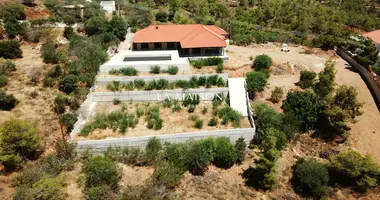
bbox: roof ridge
[180,25,204,46]
[201,25,226,42]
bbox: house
[100,1,116,14]
[362,29,380,55]
[132,24,229,59]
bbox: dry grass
[74,101,251,140]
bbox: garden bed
[74,101,251,140]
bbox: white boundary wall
[99,50,190,73]
[73,128,256,151]
[92,88,229,102]
[96,73,228,86]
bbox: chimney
[156,26,159,30]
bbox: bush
[64,26,74,39]
[208,117,218,126]
[150,65,161,74]
[119,67,139,76]
[152,161,184,188]
[31,177,67,200]
[53,95,68,114]
[108,15,127,41]
[293,158,329,199]
[216,63,224,73]
[246,71,268,96]
[5,18,27,38]
[59,75,78,94]
[194,119,203,129]
[299,70,317,89]
[254,54,272,71]
[82,156,119,190]
[218,106,242,127]
[270,86,284,103]
[145,137,162,165]
[0,75,7,87]
[133,79,145,89]
[0,118,40,172]
[328,150,380,192]
[183,94,200,107]
[185,141,213,175]
[59,113,78,134]
[41,41,60,64]
[282,90,322,131]
[40,154,74,176]
[85,185,116,200]
[0,59,16,74]
[0,91,18,111]
[166,65,178,75]
[0,40,22,59]
[190,57,223,69]
[1,3,25,20]
[235,137,246,164]
[155,11,169,22]
[314,60,336,98]
[212,137,237,169]
[84,16,108,36]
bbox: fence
[96,73,229,86]
[73,128,256,151]
[92,88,229,102]
[337,49,380,109]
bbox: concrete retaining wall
[92,88,229,102]
[96,73,228,86]
[73,128,256,151]
[337,49,380,109]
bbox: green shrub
[155,11,169,22]
[85,185,117,200]
[152,161,185,188]
[282,90,322,131]
[0,75,7,87]
[1,3,25,20]
[167,65,178,75]
[254,54,273,71]
[64,26,74,39]
[172,102,182,112]
[213,137,237,169]
[293,158,329,199]
[53,95,68,114]
[175,80,190,89]
[59,113,78,134]
[59,75,78,94]
[328,150,380,192]
[145,80,157,90]
[202,106,208,114]
[0,59,16,75]
[0,40,22,59]
[31,177,67,200]
[121,67,138,76]
[41,41,59,64]
[84,16,108,36]
[133,79,145,89]
[0,91,18,111]
[188,104,196,113]
[40,154,74,176]
[156,78,169,90]
[246,71,268,96]
[150,65,161,74]
[0,118,40,172]
[4,18,27,38]
[235,137,246,164]
[106,81,122,92]
[218,106,242,127]
[47,65,62,78]
[299,70,317,89]
[208,117,218,126]
[185,141,213,175]
[145,106,163,130]
[270,86,284,103]
[314,60,336,98]
[183,94,200,107]
[82,156,119,190]
[194,119,203,129]
[216,63,224,73]
[145,137,162,165]
[191,58,223,69]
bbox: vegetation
[246,71,268,96]
[253,54,273,71]
[354,39,379,67]
[0,91,18,111]
[298,70,317,89]
[150,65,161,74]
[109,67,139,76]
[0,40,22,59]
[191,57,224,69]
[270,86,284,103]
[235,137,246,164]
[0,119,40,172]
[293,158,329,199]
[314,60,336,98]
[58,75,78,94]
[213,137,238,169]
[166,65,179,75]
[4,17,27,38]
[41,41,60,64]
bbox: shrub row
[109,67,139,76]
[190,57,224,69]
[105,75,226,92]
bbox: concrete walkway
[118,28,134,50]
[228,78,248,116]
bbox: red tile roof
[362,30,380,44]
[133,24,227,48]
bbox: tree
[282,90,322,131]
[235,137,246,164]
[59,75,78,94]
[212,137,237,169]
[0,3,25,20]
[246,71,268,97]
[155,11,169,22]
[314,60,336,98]
[0,40,22,59]
[293,158,329,198]
[0,119,41,171]
[298,70,317,89]
[254,54,273,71]
[328,150,380,192]
[4,17,27,38]
[108,15,127,41]
[355,39,379,67]
[185,140,213,175]
[82,156,119,190]
[84,16,108,36]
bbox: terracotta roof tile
[133,24,227,48]
[362,30,380,44]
